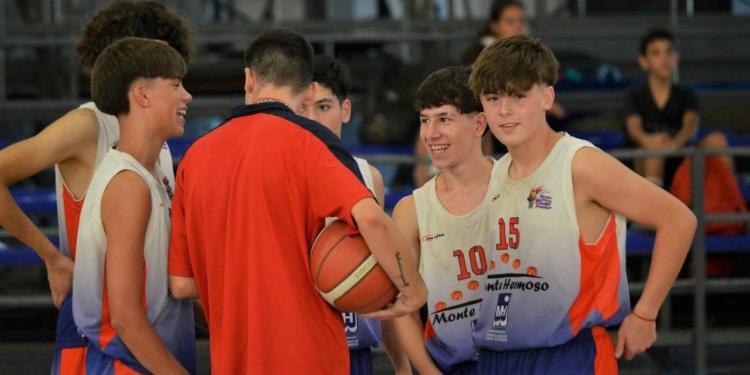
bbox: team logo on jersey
[342,312,358,334]
[484,293,511,342]
[527,186,551,209]
[492,294,512,328]
[421,233,445,242]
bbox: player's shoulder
[393,194,415,215]
[570,145,623,187]
[39,106,100,154]
[57,106,100,133]
[367,163,382,181]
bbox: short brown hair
[469,35,558,97]
[91,37,187,116]
[77,0,192,73]
[414,66,482,114]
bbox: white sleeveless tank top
[474,134,630,352]
[72,149,194,370]
[412,169,495,371]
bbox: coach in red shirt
[167,28,427,375]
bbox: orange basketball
[310,220,398,314]
[434,301,447,311]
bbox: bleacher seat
[627,229,750,255]
[11,188,56,216]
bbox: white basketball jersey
[72,149,194,369]
[413,171,496,371]
[54,102,175,259]
[474,134,629,352]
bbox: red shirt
[169,103,372,375]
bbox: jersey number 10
[453,246,487,281]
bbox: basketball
[310,220,398,314]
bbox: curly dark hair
[76,0,192,73]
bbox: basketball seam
[320,255,378,302]
[313,232,349,289]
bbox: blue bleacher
[0,243,47,265]
[627,229,750,255]
[11,188,56,216]
[0,189,57,266]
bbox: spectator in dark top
[624,28,730,187]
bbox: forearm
[673,116,698,147]
[637,210,696,317]
[358,214,423,296]
[625,120,648,146]
[113,311,187,375]
[393,313,441,375]
[381,319,413,374]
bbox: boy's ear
[341,98,352,124]
[542,85,555,111]
[244,67,255,95]
[474,112,487,136]
[638,55,649,71]
[130,80,151,108]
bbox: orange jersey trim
[568,215,623,335]
[62,184,84,260]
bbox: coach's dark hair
[415,66,482,114]
[469,35,558,97]
[244,28,313,94]
[91,37,186,116]
[312,54,351,102]
[77,0,192,73]
[639,28,675,56]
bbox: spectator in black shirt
[624,28,730,187]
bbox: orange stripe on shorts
[59,347,86,375]
[592,326,618,375]
[114,359,141,375]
